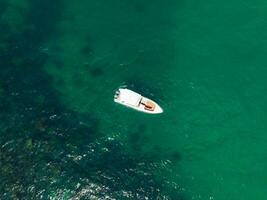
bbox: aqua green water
[1,0,267,199]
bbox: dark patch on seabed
[0,1,185,199]
[89,67,104,77]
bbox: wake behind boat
[114,88,163,114]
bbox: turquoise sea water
[1,0,267,199]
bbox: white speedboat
[114,88,163,114]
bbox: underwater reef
[0,1,184,199]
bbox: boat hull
[114,89,163,114]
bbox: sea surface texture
[1,0,267,199]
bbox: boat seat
[144,101,155,111]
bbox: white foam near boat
[114,88,163,114]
